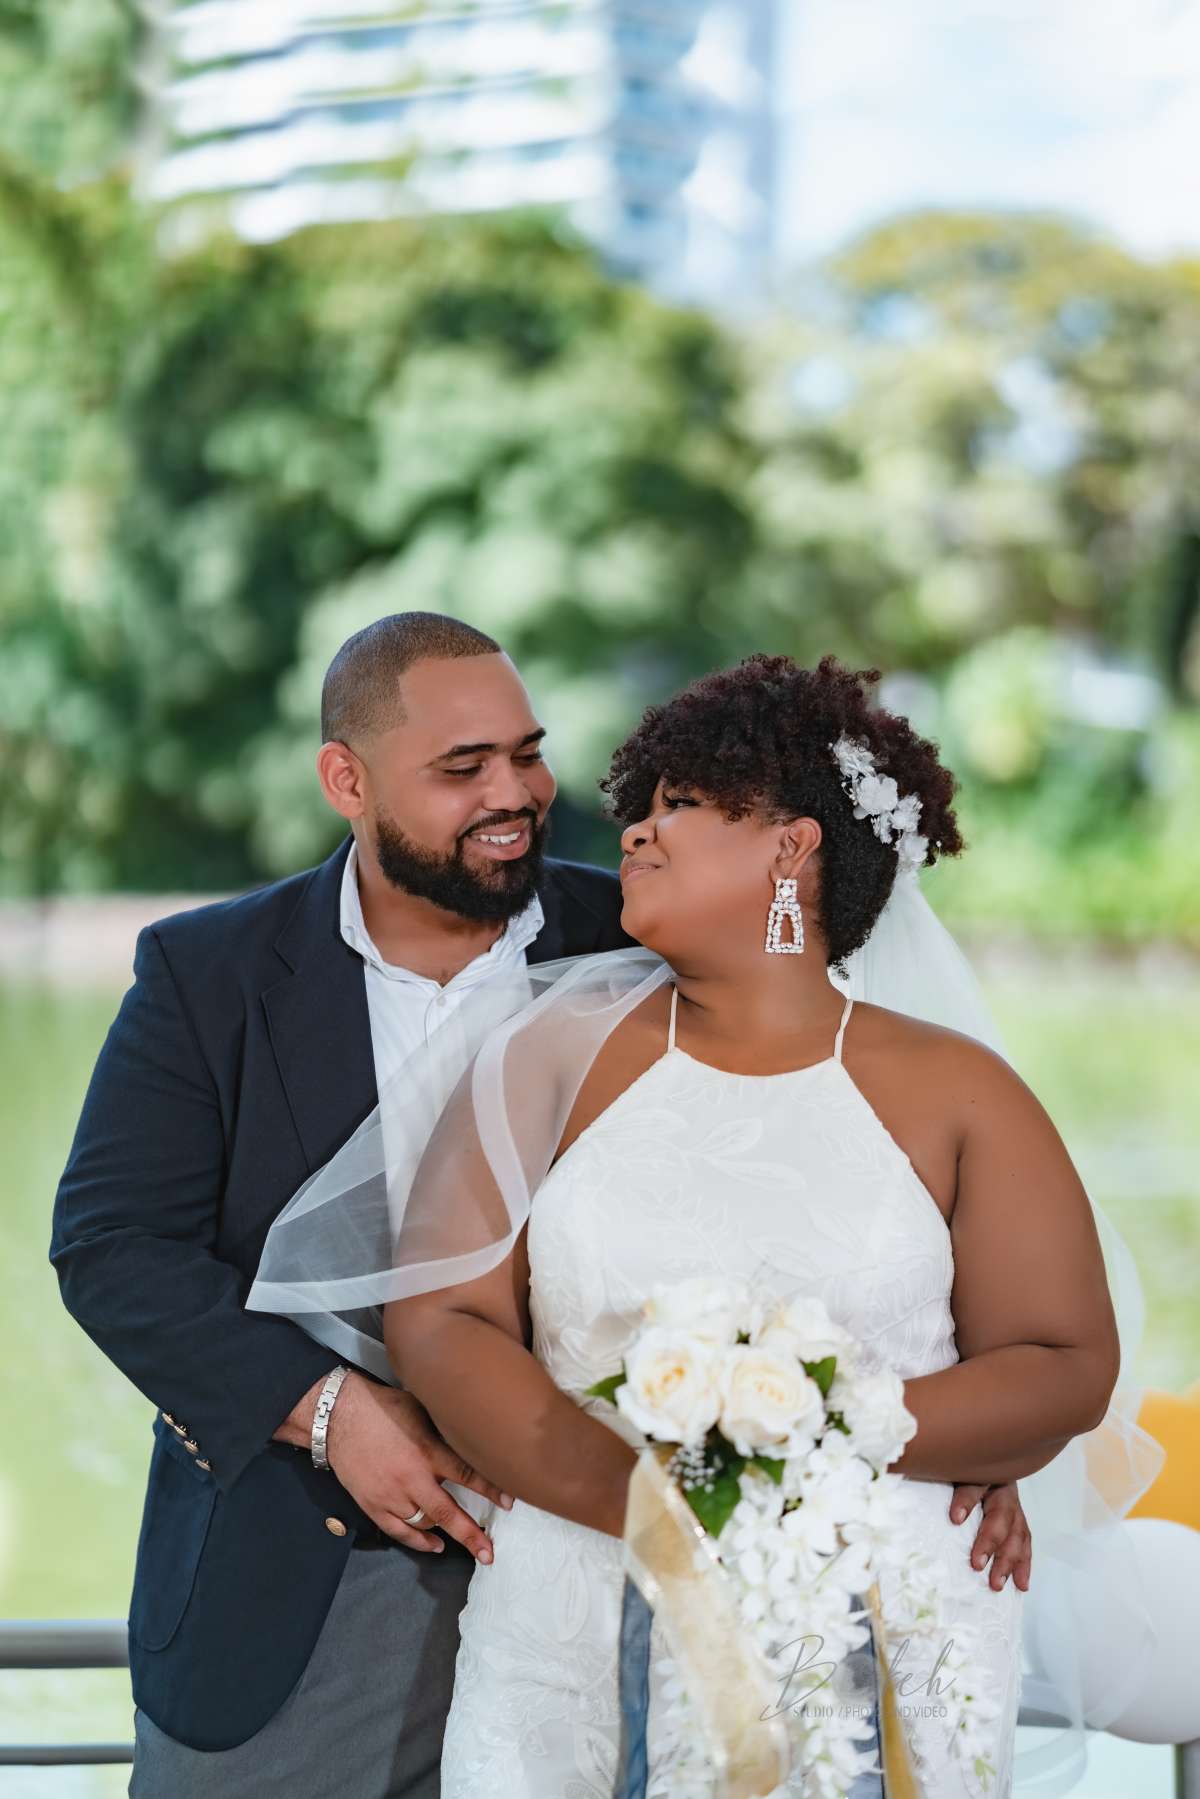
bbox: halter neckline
[666,986,854,1067]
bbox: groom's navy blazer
[51,835,630,1751]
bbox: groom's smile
[463,814,537,864]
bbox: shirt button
[325,1517,348,1538]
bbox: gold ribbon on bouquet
[622,1444,790,1799]
[863,1579,929,1799]
[622,1445,929,1798]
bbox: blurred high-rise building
[146,1,781,307]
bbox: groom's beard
[372,807,548,924]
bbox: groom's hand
[279,1372,512,1560]
[329,1376,513,1560]
[948,1479,1032,1592]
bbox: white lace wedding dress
[439,993,1024,1798]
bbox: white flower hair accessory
[830,736,930,872]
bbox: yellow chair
[1129,1381,1200,1530]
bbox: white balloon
[1076,1518,1200,1744]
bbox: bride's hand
[948,1480,1032,1592]
[327,1375,513,1561]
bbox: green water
[3,986,148,1789]
[2,967,1197,1787]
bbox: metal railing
[0,1621,133,1766]
[2,1619,1199,1792]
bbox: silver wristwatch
[310,1365,351,1471]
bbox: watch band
[311,1365,350,1471]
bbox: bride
[250,654,1139,1797]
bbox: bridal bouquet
[588,1278,1000,1799]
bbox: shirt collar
[339,839,544,983]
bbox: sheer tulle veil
[247,869,1163,1795]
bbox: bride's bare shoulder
[848,1000,1049,1143]
[849,1000,1017,1087]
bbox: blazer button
[161,1412,176,1426]
[184,1441,199,1455]
[172,1423,188,1437]
[325,1518,348,1538]
[196,1459,212,1471]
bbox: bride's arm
[890,1043,1121,1485]
[383,1229,636,1538]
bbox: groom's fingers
[1014,1533,1032,1591]
[989,1522,1032,1592]
[378,1517,447,1554]
[404,1479,497,1564]
[968,1509,1032,1591]
[968,1507,1011,1573]
[429,1445,514,1513]
[949,1482,988,1523]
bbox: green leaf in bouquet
[584,1370,626,1405]
[684,1462,745,1538]
[750,1454,786,1485]
[735,1330,752,1344]
[681,1431,746,1538]
[803,1355,837,1396]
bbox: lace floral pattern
[439,1049,1024,1798]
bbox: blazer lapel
[261,836,379,1174]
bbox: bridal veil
[248,872,1164,1795]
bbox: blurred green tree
[741,212,1200,943]
[0,0,141,181]
[0,0,768,889]
[748,211,1200,689]
[1,192,761,889]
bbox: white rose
[615,1328,722,1446]
[718,1345,825,1458]
[643,1275,748,1345]
[754,1294,857,1369]
[828,1365,917,1470]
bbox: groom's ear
[317,739,368,820]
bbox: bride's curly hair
[601,654,965,970]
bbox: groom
[51,612,632,1796]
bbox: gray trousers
[130,1542,474,1799]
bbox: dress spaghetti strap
[667,985,679,1052]
[833,994,854,1063]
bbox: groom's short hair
[321,612,501,745]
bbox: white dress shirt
[339,840,545,1093]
